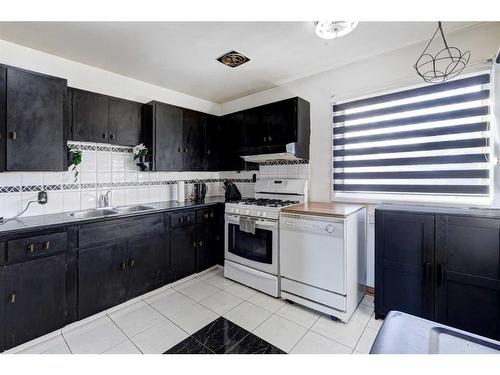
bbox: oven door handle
[225,214,278,229]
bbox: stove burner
[236,198,299,208]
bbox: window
[332,72,492,201]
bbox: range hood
[240,143,305,163]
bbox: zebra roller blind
[332,72,492,195]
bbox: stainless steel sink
[113,205,154,213]
[69,208,118,218]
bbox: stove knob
[235,209,240,214]
[262,212,267,217]
[325,224,335,233]
[246,210,250,215]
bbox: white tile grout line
[106,316,144,354]
[60,333,73,354]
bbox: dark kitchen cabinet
[220,111,245,171]
[435,215,500,340]
[126,234,165,299]
[78,242,128,319]
[196,224,217,273]
[375,211,435,320]
[72,89,142,146]
[108,97,142,146]
[204,115,222,171]
[266,98,297,145]
[243,106,268,147]
[0,266,5,352]
[72,89,109,143]
[182,109,206,171]
[170,224,197,282]
[0,65,6,172]
[5,66,67,171]
[143,101,183,171]
[4,254,66,349]
[376,206,500,341]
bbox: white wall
[0,39,221,114]
[221,22,500,287]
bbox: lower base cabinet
[196,224,218,273]
[0,267,5,352]
[170,225,197,282]
[5,254,66,349]
[376,207,500,341]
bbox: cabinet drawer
[171,210,196,228]
[79,214,165,248]
[196,207,217,224]
[7,231,67,263]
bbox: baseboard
[366,286,375,296]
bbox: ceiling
[0,22,479,103]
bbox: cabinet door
[243,107,268,147]
[78,242,128,319]
[266,98,296,145]
[0,65,6,172]
[72,89,109,143]
[6,67,66,171]
[5,254,66,349]
[182,109,206,171]
[196,224,217,273]
[108,98,141,146]
[204,115,221,171]
[435,215,500,340]
[0,266,5,352]
[155,103,183,171]
[126,234,165,299]
[220,112,244,171]
[375,211,435,320]
[170,226,196,282]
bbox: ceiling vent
[217,51,250,68]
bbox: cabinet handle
[263,136,266,142]
[10,294,16,304]
[27,243,35,253]
[9,131,17,140]
[204,213,209,219]
[268,136,272,142]
[102,133,107,139]
[424,262,431,287]
[198,241,203,247]
[192,241,197,248]
[186,216,190,222]
[128,259,135,268]
[184,148,188,153]
[42,240,50,250]
[178,147,182,152]
[207,150,211,155]
[436,263,446,286]
[120,262,127,270]
[178,217,183,223]
[210,212,214,218]
[110,133,115,140]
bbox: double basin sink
[68,205,155,219]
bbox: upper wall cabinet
[71,88,141,146]
[0,65,67,172]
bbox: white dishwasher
[279,208,366,322]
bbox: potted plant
[133,143,150,171]
[68,144,82,183]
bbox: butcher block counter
[281,202,365,218]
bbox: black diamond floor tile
[227,332,286,354]
[192,317,250,354]
[164,336,214,354]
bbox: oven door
[224,214,278,275]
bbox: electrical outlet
[38,191,48,205]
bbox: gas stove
[225,179,307,220]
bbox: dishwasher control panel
[280,214,344,236]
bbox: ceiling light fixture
[217,51,250,68]
[314,21,358,39]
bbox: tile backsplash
[0,142,256,218]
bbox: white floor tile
[224,282,259,300]
[247,292,286,313]
[355,327,379,354]
[223,301,272,331]
[143,287,177,305]
[168,303,218,335]
[131,320,188,354]
[350,304,373,326]
[360,294,374,307]
[17,335,71,354]
[199,290,244,315]
[108,301,167,337]
[368,313,384,331]
[174,278,220,302]
[63,316,128,354]
[103,340,142,354]
[253,314,308,353]
[197,269,221,281]
[290,331,352,354]
[311,316,366,349]
[146,290,196,318]
[276,303,321,328]
[202,271,236,289]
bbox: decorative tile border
[67,141,133,154]
[258,160,309,166]
[0,178,254,194]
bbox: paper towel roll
[177,181,185,202]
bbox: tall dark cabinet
[0,264,5,352]
[376,207,500,341]
[1,66,67,172]
[182,109,207,171]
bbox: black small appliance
[223,180,241,202]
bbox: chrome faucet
[97,190,111,208]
